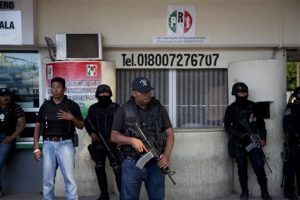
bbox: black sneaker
[240,192,249,200]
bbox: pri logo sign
[167,6,195,37]
[86,64,97,76]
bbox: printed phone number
[122,53,220,67]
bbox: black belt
[44,136,72,142]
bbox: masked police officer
[111,77,174,200]
[85,84,121,200]
[224,82,272,200]
[283,87,300,200]
[0,88,26,197]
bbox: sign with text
[167,6,196,37]
[46,61,102,117]
[0,11,22,45]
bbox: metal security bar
[116,69,228,128]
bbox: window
[176,69,227,128]
[0,52,40,108]
[0,52,41,138]
[116,69,228,128]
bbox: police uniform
[112,96,172,200]
[224,82,271,200]
[283,87,300,200]
[85,100,121,199]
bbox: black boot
[240,180,249,200]
[284,193,299,200]
[95,165,109,200]
[261,191,272,200]
[240,192,249,200]
[98,191,110,200]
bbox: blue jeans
[121,157,165,200]
[0,134,15,191]
[42,139,77,200]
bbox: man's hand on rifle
[90,132,100,142]
[158,154,169,169]
[260,139,266,147]
[130,138,148,153]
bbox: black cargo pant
[235,146,268,194]
[284,147,300,196]
[90,141,122,193]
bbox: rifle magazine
[136,152,154,169]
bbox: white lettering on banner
[0,11,22,45]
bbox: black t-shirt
[37,96,83,136]
[0,103,24,135]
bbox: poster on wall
[46,61,101,117]
[0,11,22,45]
[166,5,196,37]
[152,5,208,44]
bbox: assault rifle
[131,122,176,185]
[86,117,120,170]
[239,118,272,173]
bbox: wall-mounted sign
[167,5,196,37]
[153,5,209,44]
[0,10,22,45]
[46,61,102,117]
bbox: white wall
[36,0,300,48]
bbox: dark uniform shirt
[283,102,300,146]
[85,102,119,138]
[112,97,172,134]
[0,103,24,136]
[224,99,266,142]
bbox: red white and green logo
[167,6,195,37]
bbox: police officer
[224,82,272,200]
[111,77,175,200]
[33,77,84,200]
[283,87,300,200]
[0,88,26,197]
[85,84,121,200]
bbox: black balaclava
[235,95,248,104]
[97,96,112,108]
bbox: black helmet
[95,84,112,97]
[293,87,300,100]
[231,82,248,95]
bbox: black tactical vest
[40,98,73,137]
[122,98,166,158]
[92,103,117,138]
[0,105,17,135]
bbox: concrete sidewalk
[0,193,119,200]
[0,193,288,200]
